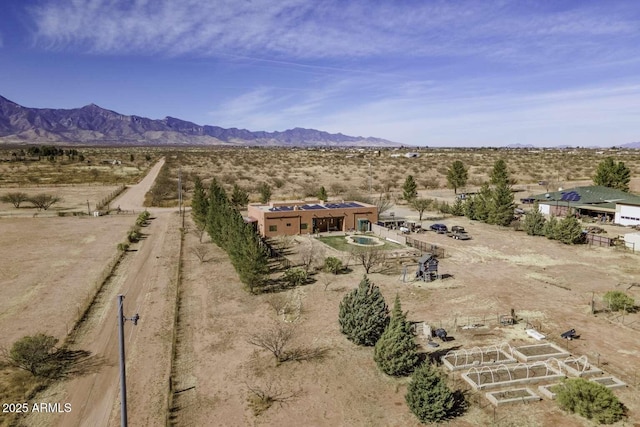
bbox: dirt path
[21,157,180,427]
[111,157,165,211]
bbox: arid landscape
[1,146,640,427]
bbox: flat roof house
[247,200,378,238]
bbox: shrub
[117,242,130,252]
[603,291,635,312]
[282,267,308,287]
[554,378,625,424]
[323,256,343,275]
[1,192,29,208]
[338,276,389,346]
[406,362,465,423]
[128,228,141,243]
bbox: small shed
[416,254,439,281]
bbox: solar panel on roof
[560,191,581,202]
[302,204,325,210]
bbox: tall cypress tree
[374,295,419,376]
[206,178,228,246]
[339,276,389,346]
[474,183,492,221]
[191,176,208,228]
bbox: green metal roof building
[530,186,640,226]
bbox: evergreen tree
[374,295,419,376]
[593,157,631,191]
[191,176,208,228]
[450,198,464,216]
[523,202,546,236]
[258,182,272,204]
[488,182,515,226]
[446,160,468,194]
[235,225,270,292]
[463,195,477,220]
[406,362,463,423]
[474,183,492,221]
[556,216,584,244]
[543,215,560,240]
[230,184,249,209]
[555,378,625,424]
[206,179,228,246]
[490,158,511,186]
[317,186,328,202]
[402,175,418,202]
[338,276,389,346]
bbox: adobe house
[247,200,378,238]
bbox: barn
[531,186,640,226]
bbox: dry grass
[130,146,640,207]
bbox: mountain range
[0,95,400,147]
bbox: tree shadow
[283,346,329,363]
[424,345,462,365]
[52,349,104,379]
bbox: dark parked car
[430,223,448,234]
[447,226,471,240]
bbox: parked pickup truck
[447,226,471,240]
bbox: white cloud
[27,0,640,66]
[210,78,640,146]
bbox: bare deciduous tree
[247,323,295,364]
[245,381,302,416]
[191,245,211,263]
[265,293,289,316]
[29,194,61,211]
[298,242,318,272]
[351,247,385,274]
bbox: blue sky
[1,0,639,147]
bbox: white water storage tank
[624,232,640,252]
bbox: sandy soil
[0,216,132,348]
[169,208,640,426]
[17,158,180,427]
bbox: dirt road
[22,158,180,427]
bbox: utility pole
[367,160,372,196]
[117,295,139,427]
[178,169,182,215]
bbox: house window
[300,223,308,230]
[269,225,277,232]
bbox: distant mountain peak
[0,95,401,147]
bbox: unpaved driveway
[22,158,180,427]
